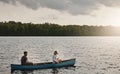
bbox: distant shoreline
[0,35,120,37]
[0,21,120,36]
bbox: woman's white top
[53,54,58,63]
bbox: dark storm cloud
[0,0,120,15]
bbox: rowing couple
[21,51,62,65]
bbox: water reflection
[11,70,33,74]
[52,68,58,74]
[11,66,76,74]
[21,71,28,74]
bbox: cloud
[0,0,120,15]
[0,0,16,5]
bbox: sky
[0,0,120,26]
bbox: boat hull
[11,58,75,71]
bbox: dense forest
[0,21,120,36]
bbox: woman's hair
[54,51,58,55]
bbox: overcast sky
[0,0,120,26]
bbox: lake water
[0,36,120,74]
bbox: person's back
[21,51,28,65]
[21,55,27,65]
[53,53,57,63]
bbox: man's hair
[24,51,27,54]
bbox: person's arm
[56,55,62,63]
[25,57,29,62]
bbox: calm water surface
[0,36,120,74]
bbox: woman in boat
[21,51,33,65]
[53,51,62,63]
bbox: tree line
[0,21,120,36]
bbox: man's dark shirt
[21,56,27,65]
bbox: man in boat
[21,51,33,65]
[53,51,62,63]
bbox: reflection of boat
[11,58,76,71]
